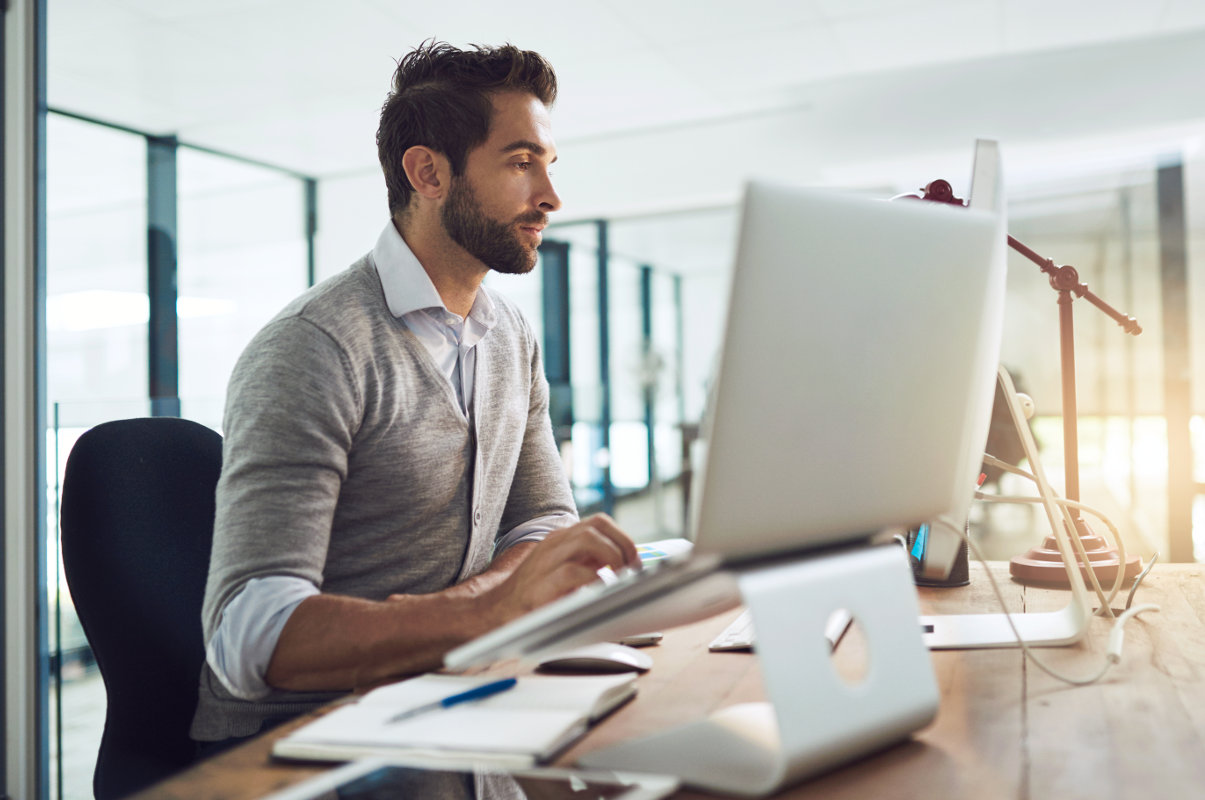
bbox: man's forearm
[265,588,502,692]
[263,540,539,692]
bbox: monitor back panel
[693,181,1005,562]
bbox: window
[177,149,309,427]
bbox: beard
[441,177,545,275]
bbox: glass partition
[177,149,310,429]
[532,210,739,538]
[649,270,686,533]
[46,116,148,410]
[606,208,738,537]
[606,256,647,492]
[566,226,605,510]
[45,115,149,800]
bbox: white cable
[1126,553,1159,610]
[974,490,1128,613]
[980,454,1128,615]
[971,378,1158,683]
[963,532,1159,685]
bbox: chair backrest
[60,417,222,800]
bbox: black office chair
[60,417,222,800]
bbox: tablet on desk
[261,757,679,800]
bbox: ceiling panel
[814,0,966,19]
[828,0,1001,73]
[657,21,853,96]
[1160,0,1205,29]
[110,0,284,21]
[363,0,635,61]
[553,48,713,140]
[49,2,246,132]
[601,0,825,45]
[1002,0,1167,52]
[162,0,415,91]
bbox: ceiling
[49,1,1205,195]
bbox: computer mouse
[536,642,654,673]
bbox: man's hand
[483,513,640,624]
[266,514,638,692]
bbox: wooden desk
[136,562,1205,799]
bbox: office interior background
[4,0,1205,797]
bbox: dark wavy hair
[376,41,558,217]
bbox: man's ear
[401,145,449,200]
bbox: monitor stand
[921,365,1092,649]
[579,544,939,797]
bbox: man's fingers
[575,513,641,569]
[542,525,626,572]
[490,517,641,620]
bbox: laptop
[447,149,1006,670]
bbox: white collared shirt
[206,222,572,700]
[372,217,497,419]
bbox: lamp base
[1010,517,1141,586]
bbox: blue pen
[386,677,518,724]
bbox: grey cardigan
[190,256,576,740]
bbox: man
[190,41,640,748]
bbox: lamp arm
[1006,235,1142,336]
[1080,291,1143,335]
[904,178,1144,336]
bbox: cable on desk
[973,492,1124,614]
[963,533,1158,685]
[978,491,1161,612]
[1125,551,1159,611]
[964,457,1161,686]
[983,455,1161,612]
[980,454,1131,617]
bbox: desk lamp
[905,179,1142,586]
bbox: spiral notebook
[272,672,638,768]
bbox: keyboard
[709,609,756,651]
[446,549,735,669]
[708,607,854,652]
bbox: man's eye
[514,161,532,171]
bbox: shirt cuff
[205,575,319,701]
[494,512,578,554]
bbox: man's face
[441,91,561,275]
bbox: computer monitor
[690,148,1007,567]
[447,154,1008,670]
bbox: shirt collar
[371,221,498,327]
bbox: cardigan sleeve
[200,315,363,646]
